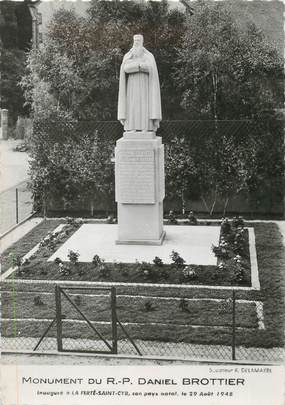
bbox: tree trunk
[181,189,186,215]
[223,196,230,217]
[210,186,218,217]
[90,200,94,217]
[201,195,210,214]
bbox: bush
[153,256,164,267]
[92,254,103,268]
[68,250,80,265]
[98,264,111,278]
[170,250,185,268]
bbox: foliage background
[20,0,284,216]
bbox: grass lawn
[1,221,285,353]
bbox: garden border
[0,225,259,291]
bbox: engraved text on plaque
[116,149,155,203]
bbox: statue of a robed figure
[115,34,165,245]
[118,34,162,132]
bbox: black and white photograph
[0,0,284,404]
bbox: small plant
[170,250,185,268]
[218,262,226,270]
[68,250,80,266]
[106,215,114,224]
[212,245,230,260]
[34,296,44,306]
[98,263,111,278]
[234,263,246,283]
[221,218,231,235]
[92,254,103,268]
[153,256,164,267]
[182,266,197,280]
[140,262,158,280]
[66,217,76,226]
[54,257,63,265]
[232,216,245,228]
[167,210,178,224]
[144,301,156,312]
[179,298,189,312]
[58,262,71,276]
[187,211,197,225]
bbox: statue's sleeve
[118,61,127,120]
[148,54,162,121]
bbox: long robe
[118,48,162,131]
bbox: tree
[165,136,197,214]
[174,0,283,120]
[22,1,186,122]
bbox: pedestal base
[116,231,166,246]
[115,131,165,245]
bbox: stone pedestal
[115,131,165,245]
[0,109,8,140]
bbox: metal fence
[33,118,284,216]
[0,181,34,235]
[1,282,284,363]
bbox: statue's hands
[120,119,125,126]
[139,63,149,73]
[152,119,160,130]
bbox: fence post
[111,287,118,354]
[55,286,63,351]
[232,290,236,361]
[15,188,19,224]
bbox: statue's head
[133,34,144,48]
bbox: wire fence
[0,181,34,235]
[32,118,284,216]
[1,282,284,363]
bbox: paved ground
[48,223,220,265]
[0,139,29,192]
[0,140,33,235]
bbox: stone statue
[118,34,162,132]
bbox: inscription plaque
[116,149,155,203]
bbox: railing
[0,181,34,236]
[1,282,284,363]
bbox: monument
[115,34,165,245]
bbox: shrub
[98,264,111,278]
[54,257,62,265]
[187,211,197,225]
[182,266,197,280]
[153,256,164,267]
[232,216,245,228]
[140,262,158,281]
[68,250,80,265]
[92,254,103,268]
[58,262,71,276]
[167,210,178,224]
[170,250,185,268]
[212,244,230,260]
[221,218,231,235]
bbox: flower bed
[5,216,251,287]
